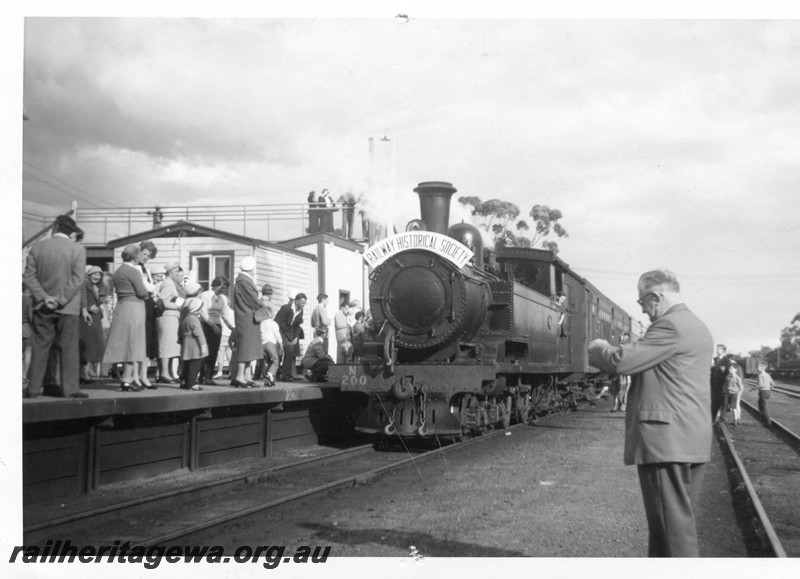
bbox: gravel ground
[188,397,749,558]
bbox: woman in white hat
[79,265,105,383]
[156,262,184,383]
[231,256,262,388]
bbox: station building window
[191,251,234,292]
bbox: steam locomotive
[329,181,637,441]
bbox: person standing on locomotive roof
[588,269,713,557]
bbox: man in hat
[260,283,275,316]
[310,293,330,355]
[23,214,88,398]
[274,292,307,381]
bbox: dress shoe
[79,377,93,385]
[69,392,89,399]
[121,382,145,392]
[23,389,39,399]
[157,376,178,384]
[144,383,158,390]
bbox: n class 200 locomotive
[329,181,633,441]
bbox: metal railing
[23,203,364,247]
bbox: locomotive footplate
[330,363,498,437]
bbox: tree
[458,196,569,253]
[777,312,800,364]
[748,345,778,366]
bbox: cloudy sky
[8,3,800,355]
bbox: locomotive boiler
[329,181,636,441]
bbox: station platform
[22,378,365,505]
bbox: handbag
[253,306,270,323]
[154,297,166,317]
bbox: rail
[718,422,788,557]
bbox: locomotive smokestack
[413,181,457,234]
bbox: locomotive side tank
[329,181,636,441]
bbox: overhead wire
[23,160,122,209]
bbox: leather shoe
[23,389,39,399]
[157,376,178,384]
[69,392,89,399]
[121,382,145,392]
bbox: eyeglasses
[636,292,658,306]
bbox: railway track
[24,417,551,548]
[716,389,800,557]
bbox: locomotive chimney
[413,181,457,234]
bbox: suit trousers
[637,462,707,557]
[29,310,81,396]
[280,339,300,378]
[200,322,222,381]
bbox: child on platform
[724,363,744,426]
[179,297,208,391]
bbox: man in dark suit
[588,269,713,557]
[274,293,307,381]
[710,344,730,422]
[23,215,89,398]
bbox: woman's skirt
[102,300,146,363]
[235,319,263,362]
[143,297,159,359]
[157,313,181,358]
[80,310,105,362]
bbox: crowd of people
[710,343,774,428]
[22,214,372,398]
[306,189,366,239]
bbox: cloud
[19,17,800,352]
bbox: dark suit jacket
[589,303,713,466]
[24,234,86,315]
[274,302,304,342]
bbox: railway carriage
[329,181,636,442]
